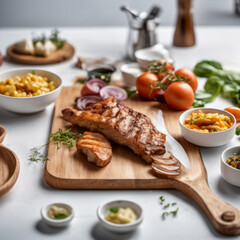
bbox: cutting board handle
[179,179,240,235]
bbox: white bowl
[41,203,74,227]
[120,63,142,88]
[0,68,62,113]
[179,108,236,147]
[221,146,240,187]
[135,44,174,69]
[97,200,143,233]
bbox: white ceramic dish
[97,200,143,233]
[41,203,74,227]
[179,108,236,147]
[221,146,240,187]
[0,68,62,114]
[135,44,174,69]
[120,63,142,88]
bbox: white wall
[0,0,239,27]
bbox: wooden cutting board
[45,85,194,189]
[45,85,240,236]
[7,42,74,65]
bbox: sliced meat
[152,162,180,176]
[62,96,166,163]
[76,131,112,167]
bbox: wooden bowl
[7,42,75,65]
[0,126,20,198]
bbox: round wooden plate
[0,126,20,198]
[7,42,75,65]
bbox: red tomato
[164,62,174,72]
[164,82,194,110]
[175,68,198,92]
[81,84,98,96]
[136,72,160,100]
[224,107,240,122]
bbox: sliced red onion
[155,90,165,101]
[100,86,127,101]
[86,78,107,94]
[76,95,102,110]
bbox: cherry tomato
[157,62,175,80]
[81,84,98,96]
[164,82,194,110]
[164,62,174,72]
[175,68,198,92]
[136,72,160,100]
[224,107,240,122]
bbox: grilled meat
[76,131,112,167]
[62,96,166,163]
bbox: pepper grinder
[173,0,195,47]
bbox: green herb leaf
[49,29,65,49]
[124,87,136,97]
[159,196,165,202]
[236,127,240,135]
[93,73,111,84]
[54,213,68,219]
[163,203,170,209]
[162,212,169,220]
[31,70,36,75]
[170,208,179,217]
[193,60,223,78]
[76,78,86,84]
[109,208,119,213]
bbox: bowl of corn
[0,68,62,113]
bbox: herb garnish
[49,29,65,49]
[163,203,170,209]
[28,144,48,164]
[94,73,111,84]
[125,87,136,97]
[159,196,179,220]
[33,29,65,49]
[50,128,78,149]
[31,70,36,75]
[54,213,68,219]
[76,78,86,84]
[28,128,81,164]
[109,208,119,213]
[236,126,240,135]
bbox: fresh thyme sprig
[28,128,81,164]
[50,128,78,149]
[28,144,48,165]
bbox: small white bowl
[41,203,74,228]
[221,146,240,187]
[97,200,143,233]
[179,108,236,147]
[0,68,62,114]
[120,63,142,88]
[135,44,174,69]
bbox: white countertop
[0,27,239,240]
